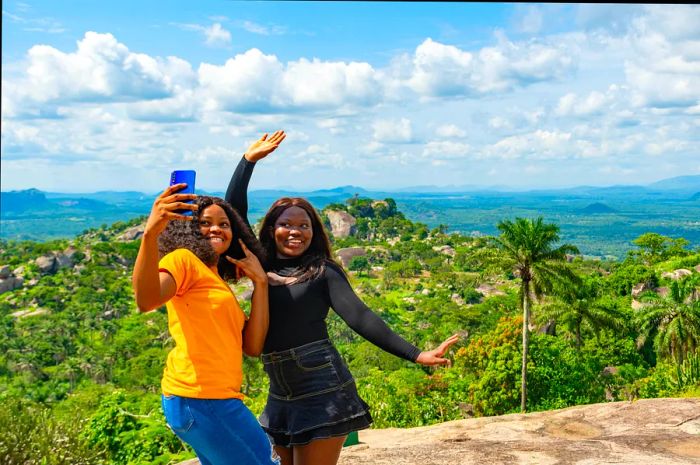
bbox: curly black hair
[158,196,267,282]
[259,197,336,283]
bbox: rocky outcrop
[338,398,700,465]
[326,210,357,238]
[631,282,655,298]
[336,247,366,268]
[117,223,146,241]
[476,283,505,298]
[177,398,700,465]
[661,269,693,280]
[0,275,23,294]
[432,245,456,257]
[34,247,78,274]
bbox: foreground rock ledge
[177,398,700,465]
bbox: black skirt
[258,339,373,447]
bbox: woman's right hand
[243,130,286,162]
[226,239,268,287]
[143,184,198,237]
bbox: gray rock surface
[35,255,58,274]
[0,265,10,279]
[176,398,700,465]
[339,398,700,465]
[117,223,146,241]
[0,277,23,294]
[336,247,366,268]
[326,210,357,238]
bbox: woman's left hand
[226,239,268,286]
[244,130,286,162]
[415,334,460,367]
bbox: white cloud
[405,37,575,97]
[435,124,466,138]
[422,140,471,158]
[239,20,286,36]
[556,90,610,116]
[483,130,573,160]
[204,23,232,47]
[623,5,700,108]
[10,32,194,108]
[281,58,382,109]
[372,118,412,143]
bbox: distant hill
[579,202,618,214]
[647,175,700,192]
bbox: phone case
[170,170,196,216]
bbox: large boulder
[0,265,11,279]
[661,269,693,280]
[35,255,58,274]
[55,246,78,269]
[117,223,146,241]
[432,245,456,257]
[631,282,654,298]
[336,247,366,268]
[326,210,356,238]
[0,276,23,294]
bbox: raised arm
[325,262,460,365]
[132,184,198,312]
[224,130,286,227]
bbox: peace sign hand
[226,239,268,286]
[244,130,286,162]
[143,184,198,238]
[415,334,461,367]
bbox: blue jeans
[162,395,280,465]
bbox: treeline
[0,198,699,464]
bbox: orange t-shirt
[158,248,246,399]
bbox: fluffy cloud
[624,5,700,108]
[556,90,610,116]
[8,32,195,110]
[406,37,575,97]
[435,124,466,138]
[422,140,471,159]
[372,118,412,143]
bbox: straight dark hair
[259,197,336,282]
[158,196,267,281]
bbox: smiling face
[274,206,313,258]
[198,204,233,256]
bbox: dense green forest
[1,198,699,464]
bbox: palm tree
[636,277,700,365]
[491,217,579,412]
[539,277,629,349]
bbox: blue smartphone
[169,170,196,216]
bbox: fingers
[161,183,188,197]
[238,238,250,255]
[260,133,268,141]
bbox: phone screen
[170,170,196,216]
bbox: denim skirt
[258,339,372,447]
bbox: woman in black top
[226,131,459,465]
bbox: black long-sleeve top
[225,156,421,362]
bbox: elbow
[244,348,263,358]
[134,293,157,313]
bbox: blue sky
[2,2,699,193]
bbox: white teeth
[210,237,223,242]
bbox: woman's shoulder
[160,248,204,268]
[321,259,347,280]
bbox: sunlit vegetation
[1,198,698,463]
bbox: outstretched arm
[224,130,286,227]
[132,184,198,312]
[326,263,459,365]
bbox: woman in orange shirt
[132,171,282,463]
